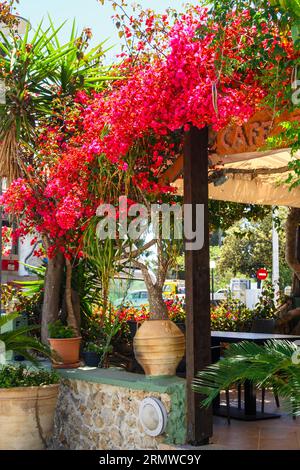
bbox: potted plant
[82,154,185,377]
[48,320,81,369]
[0,365,60,450]
[82,342,103,367]
[0,313,60,450]
[131,234,185,377]
[251,281,277,332]
[117,305,149,340]
[0,312,51,363]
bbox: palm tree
[193,340,300,416]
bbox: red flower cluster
[2,7,296,258]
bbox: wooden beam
[296,226,300,264]
[184,125,212,445]
[160,148,294,187]
[159,154,183,185]
[209,147,293,166]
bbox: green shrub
[253,281,277,319]
[210,296,253,332]
[0,365,60,388]
[48,321,76,339]
[84,342,105,354]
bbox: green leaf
[292,24,300,44]
[193,340,300,414]
[0,313,20,329]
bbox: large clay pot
[0,384,59,450]
[133,319,185,376]
[48,337,81,368]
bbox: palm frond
[13,263,45,297]
[0,312,19,329]
[193,340,300,413]
[0,313,51,365]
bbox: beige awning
[174,148,300,208]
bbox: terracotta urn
[133,319,185,376]
[0,384,59,449]
[48,337,81,368]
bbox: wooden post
[184,125,212,445]
[296,226,300,263]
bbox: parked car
[210,288,228,301]
[114,290,149,308]
[163,281,185,300]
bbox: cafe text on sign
[215,109,300,156]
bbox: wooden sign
[215,109,300,156]
[160,107,300,187]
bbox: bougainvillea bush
[3,5,296,253]
[2,3,298,330]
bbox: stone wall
[51,368,186,450]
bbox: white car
[210,288,228,301]
[114,290,149,308]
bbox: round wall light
[139,397,168,437]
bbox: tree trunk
[41,251,64,344]
[285,207,300,295]
[286,207,300,283]
[143,273,168,320]
[133,256,169,320]
[280,207,300,334]
[65,258,80,336]
[148,284,168,320]
[292,274,300,297]
[72,289,81,332]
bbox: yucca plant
[0,18,112,181]
[83,217,130,319]
[74,258,103,320]
[0,312,51,364]
[13,263,46,297]
[193,340,300,416]
[45,17,113,96]
[0,21,68,180]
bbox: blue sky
[17,0,199,61]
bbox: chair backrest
[251,318,275,333]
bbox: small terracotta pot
[133,319,185,376]
[48,337,81,368]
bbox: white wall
[246,289,262,310]
[18,235,43,276]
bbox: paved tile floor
[211,390,300,450]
